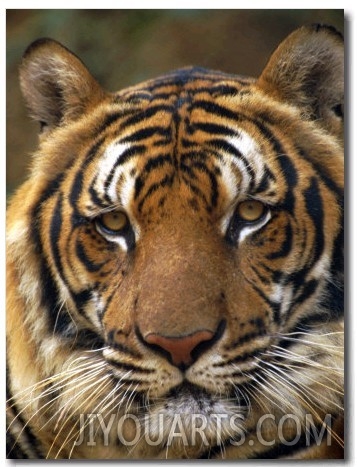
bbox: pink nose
[144,330,215,368]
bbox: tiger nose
[144,330,215,369]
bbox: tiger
[6,24,344,459]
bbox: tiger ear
[19,38,105,131]
[257,24,344,138]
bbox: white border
[3,4,355,466]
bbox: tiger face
[7,25,344,459]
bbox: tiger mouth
[147,381,247,416]
[168,381,215,406]
[138,381,248,449]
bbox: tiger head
[7,25,343,459]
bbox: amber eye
[236,200,266,222]
[97,211,129,234]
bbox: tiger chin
[6,24,344,459]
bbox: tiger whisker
[7,356,106,408]
[51,369,110,432]
[246,371,285,414]
[66,377,131,458]
[267,346,344,370]
[49,375,113,459]
[6,367,103,459]
[8,364,105,448]
[257,358,343,411]
[253,359,344,448]
[263,357,344,398]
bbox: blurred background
[6,9,344,196]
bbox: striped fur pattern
[7,25,344,459]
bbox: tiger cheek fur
[7,25,343,459]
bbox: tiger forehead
[89,70,271,216]
[93,129,268,220]
[114,73,250,132]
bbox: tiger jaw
[142,382,246,448]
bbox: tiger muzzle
[136,320,226,369]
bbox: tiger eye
[99,211,128,233]
[237,200,265,222]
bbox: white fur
[95,141,131,203]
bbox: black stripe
[145,87,241,102]
[137,173,175,212]
[276,154,298,212]
[134,153,173,199]
[193,121,239,137]
[225,213,243,245]
[111,144,147,169]
[72,288,94,316]
[254,166,277,195]
[6,372,44,458]
[208,166,219,208]
[31,174,65,235]
[123,224,136,252]
[89,176,108,208]
[181,173,210,208]
[99,111,125,132]
[283,267,314,308]
[182,160,219,209]
[294,279,319,306]
[115,91,152,103]
[50,195,94,327]
[297,147,343,199]
[180,162,198,181]
[289,313,333,333]
[96,105,141,134]
[122,104,173,128]
[209,138,256,188]
[250,280,281,324]
[121,126,171,143]
[30,174,75,335]
[48,193,78,334]
[214,347,269,367]
[96,286,118,322]
[105,332,142,358]
[102,145,147,203]
[303,176,324,266]
[180,147,210,161]
[191,100,239,121]
[71,329,105,350]
[252,120,298,212]
[209,83,245,96]
[50,194,65,289]
[70,137,105,210]
[266,223,293,260]
[7,431,29,459]
[251,265,270,285]
[225,329,267,352]
[106,359,154,374]
[134,176,144,200]
[75,239,106,272]
[143,153,173,172]
[323,270,344,319]
[147,155,174,189]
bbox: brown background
[6,9,344,196]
